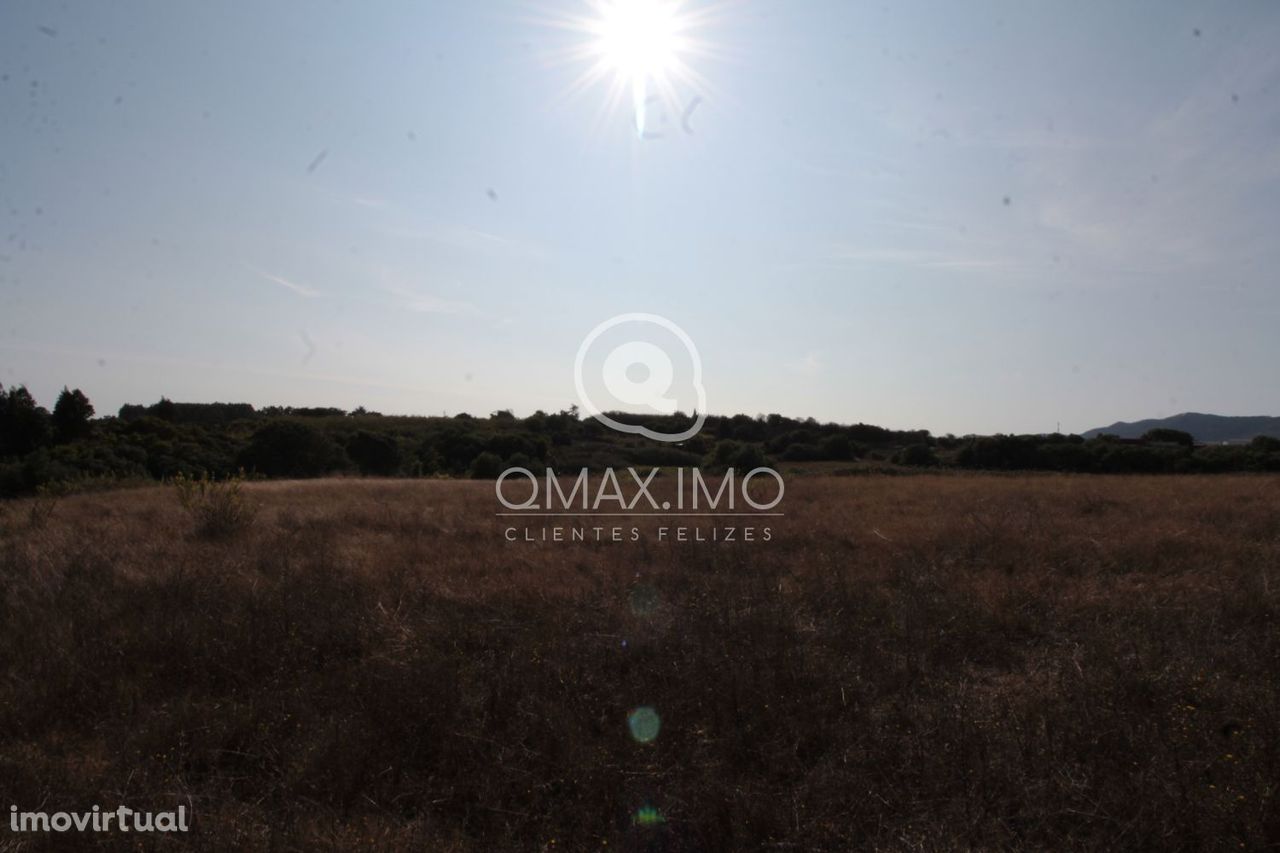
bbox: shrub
[1249,435,1280,452]
[707,440,767,471]
[894,444,940,467]
[415,445,443,476]
[731,442,767,470]
[486,432,549,464]
[707,439,742,468]
[344,430,403,476]
[782,442,823,462]
[469,451,504,479]
[821,433,855,461]
[28,481,69,528]
[431,427,486,474]
[173,470,256,538]
[504,452,538,472]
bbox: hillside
[1082,412,1280,443]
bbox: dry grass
[1,474,1278,850]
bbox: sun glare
[591,0,684,81]
[590,0,687,135]
[552,0,714,139]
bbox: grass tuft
[172,469,257,539]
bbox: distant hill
[1082,413,1280,444]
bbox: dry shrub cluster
[172,471,257,539]
[0,474,1277,850]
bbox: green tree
[238,420,346,477]
[344,430,402,476]
[152,397,177,422]
[0,384,53,456]
[52,387,95,443]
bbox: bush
[707,439,742,468]
[731,442,767,470]
[502,452,533,472]
[431,427,486,474]
[27,481,69,529]
[415,444,443,476]
[344,430,403,476]
[782,443,824,462]
[821,433,855,461]
[894,444,940,467]
[469,451,504,479]
[1249,435,1280,452]
[485,432,549,464]
[173,470,256,539]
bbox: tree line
[1,384,1278,496]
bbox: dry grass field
[1,474,1278,850]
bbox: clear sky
[3,0,1278,435]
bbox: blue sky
[2,0,1278,434]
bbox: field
[1,474,1278,850]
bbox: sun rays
[538,0,726,139]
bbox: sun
[589,0,686,83]
[586,0,690,136]
[548,0,716,139]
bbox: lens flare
[628,706,662,743]
[632,804,666,826]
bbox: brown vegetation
[1,474,1278,850]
